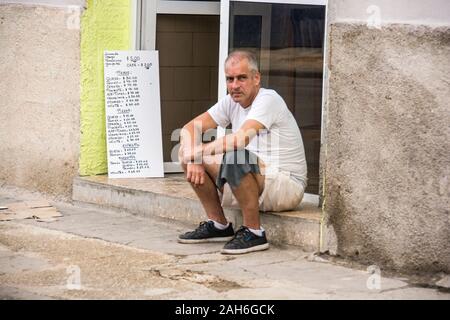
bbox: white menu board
[104,51,164,178]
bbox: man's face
[225,58,261,108]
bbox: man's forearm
[181,123,253,163]
[180,121,203,164]
[202,131,248,157]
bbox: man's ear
[253,72,261,86]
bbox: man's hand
[186,163,206,187]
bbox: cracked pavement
[0,188,449,300]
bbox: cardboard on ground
[0,200,62,222]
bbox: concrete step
[72,174,322,252]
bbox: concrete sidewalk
[0,187,448,300]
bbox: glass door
[219,0,327,194]
[140,1,221,173]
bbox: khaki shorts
[220,170,305,212]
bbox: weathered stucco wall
[0,4,81,197]
[79,0,132,176]
[323,22,450,273]
[328,0,450,26]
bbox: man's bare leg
[221,158,268,255]
[181,155,227,225]
[229,172,264,230]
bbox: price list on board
[104,51,164,178]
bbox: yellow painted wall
[79,0,132,175]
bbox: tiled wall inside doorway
[156,14,220,162]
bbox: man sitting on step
[178,50,307,254]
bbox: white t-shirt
[208,88,307,188]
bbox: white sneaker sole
[221,243,270,255]
[178,236,234,244]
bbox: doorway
[139,0,327,195]
[221,0,326,194]
[138,0,221,172]
[156,14,220,166]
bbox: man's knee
[218,150,261,189]
[224,150,258,166]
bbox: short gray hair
[225,50,259,74]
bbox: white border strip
[141,0,157,50]
[157,0,220,15]
[130,0,138,50]
[218,0,230,102]
[231,0,327,5]
[216,0,230,138]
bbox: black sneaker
[221,226,269,254]
[178,221,235,244]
